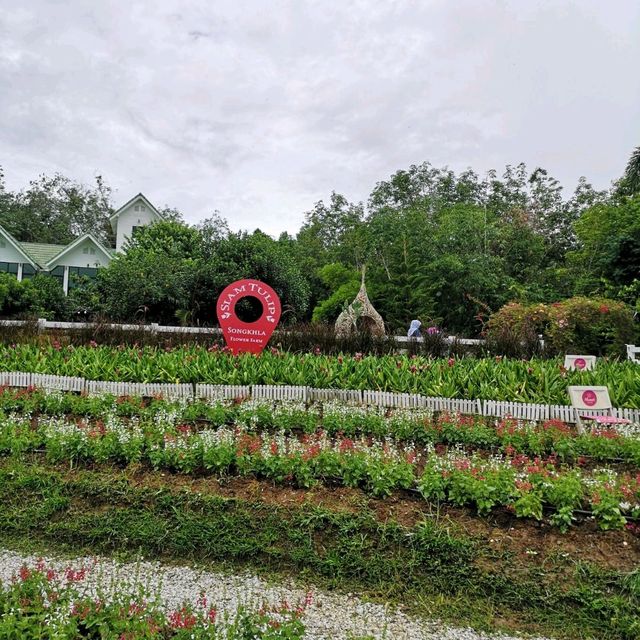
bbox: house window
[0,262,19,276]
[50,266,65,288]
[68,266,98,290]
[134,204,146,212]
[0,239,5,248]
[22,264,36,279]
[131,225,143,237]
[90,247,95,255]
[83,247,89,254]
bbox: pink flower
[447,357,455,367]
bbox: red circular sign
[582,390,597,407]
[574,358,586,369]
[216,279,281,354]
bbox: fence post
[37,318,47,334]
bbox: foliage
[0,171,114,245]
[487,297,635,357]
[618,146,640,196]
[0,272,30,318]
[0,272,75,320]
[1,463,638,640]
[98,221,201,324]
[311,263,360,322]
[0,561,306,638]
[98,222,310,325]
[1,156,638,337]
[3,343,640,406]
[571,195,640,297]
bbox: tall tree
[620,145,640,196]
[0,172,114,245]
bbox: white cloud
[1,0,639,235]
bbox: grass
[0,457,638,639]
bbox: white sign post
[564,355,597,371]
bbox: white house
[0,193,162,294]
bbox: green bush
[0,272,31,317]
[488,297,636,357]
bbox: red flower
[599,305,609,313]
[339,438,355,452]
[447,357,455,367]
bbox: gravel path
[0,548,552,640]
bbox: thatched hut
[335,268,385,338]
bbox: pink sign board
[216,279,281,355]
[581,390,597,407]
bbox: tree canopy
[1,146,639,335]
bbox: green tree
[311,263,360,322]
[295,192,365,314]
[99,221,310,326]
[618,145,640,196]
[0,172,114,245]
[98,221,200,323]
[571,196,640,291]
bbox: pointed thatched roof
[335,267,385,338]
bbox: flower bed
[1,343,640,406]
[2,388,639,465]
[0,558,308,638]
[1,392,639,529]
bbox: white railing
[627,344,640,363]
[0,318,222,335]
[1,371,639,425]
[0,318,489,346]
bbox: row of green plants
[2,387,639,464]
[420,449,639,531]
[5,460,639,640]
[2,410,638,529]
[1,560,308,639]
[2,343,640,405]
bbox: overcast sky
[1,1,639,235]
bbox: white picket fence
[1,370,639,424]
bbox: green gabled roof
[20,243,67,268]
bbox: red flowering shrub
[487,297,635,357]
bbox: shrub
[487,297,635,357]
[484,302,546,358]
[545,296,635,356]
[0,272,30,317]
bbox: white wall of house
[0,237,29,264]
[115,201,159,252]
[47,239,112,294]
[53,239,112,269]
